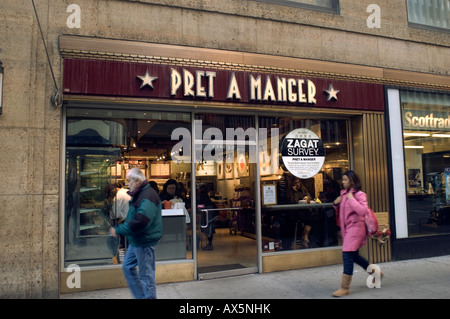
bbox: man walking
[110,168,162,299]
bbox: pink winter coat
[335,189,369,252]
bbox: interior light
[404,145,424,149]
[432,134,450,138]
[403,133,430,137]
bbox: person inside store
[159,179,179,208]
[331,170,381,297]
[318,177,340,246]
[110,168,162,299]
[177,182,188,203]
[110,182,132,251]
[110,181,131,223]
[290,178,312,203]
[197,184,217,250]
[289,177,313,248]
[149,180,160,194]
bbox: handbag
[365,207,379,236]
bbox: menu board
[262,184,277,206]
[150,163,170,177]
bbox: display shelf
[80,171,98,176]
[80,208,102,214]
[68,149,120,238]
[80,186,100,193]
[80,224,101,231]
[65,147,122,264]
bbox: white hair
[126,167,146,183]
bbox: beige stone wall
[0,1,61,298]
[45,0,449,75]
[0,0,448,298]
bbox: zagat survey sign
[281,128,325,179]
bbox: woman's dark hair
[162,179,178,193]
[343,170,362,192]
[149,180,159,193]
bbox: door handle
[201,209,209,228]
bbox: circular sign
[281,128,325,179]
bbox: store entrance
[194,114,258,279]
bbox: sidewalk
[61,255,450,299]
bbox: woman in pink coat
[332,170,371,297]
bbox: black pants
[342,250,369,275]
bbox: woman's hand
[347,192,354,200]
[333,196,342,206]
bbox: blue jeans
[342,250,369,276]
[122,245,157,299]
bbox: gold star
[325,84,340,101]
[137,69,158,89]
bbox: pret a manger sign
[169,69,317,105]
[63,58,386,111]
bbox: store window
[64,106,192,267]
[259,117,349,252]
[400,90,450,237]
[406,0,450,32]
[252,0,339,13]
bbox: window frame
[406,0,450,33]
[252,0,340,14]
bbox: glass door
[194,114,258,279]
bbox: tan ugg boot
[332,274,352,297]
